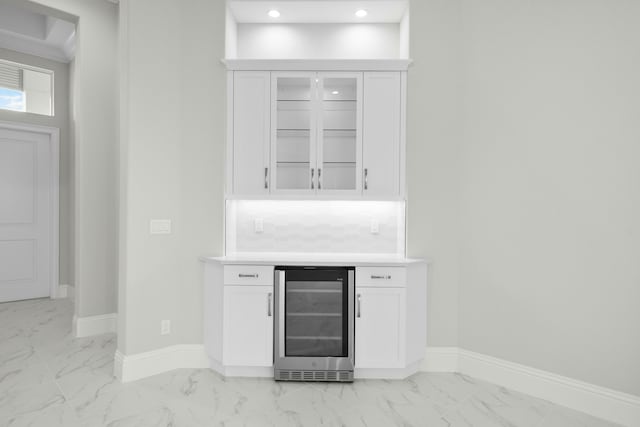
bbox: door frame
[0,120,59,299]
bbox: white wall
[457,0,640,396]
[118,0,225,354]
[237,24,401,59]
[410,0,640,396]
[32,0,118,318]
[116,0,640,398]
[407,0,462,347]
[0,47,72,286]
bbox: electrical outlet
[370,219,379,234]
[161,319,171,335]
[254,218,264,233]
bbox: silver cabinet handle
[318,168,322,190]
[356,294,361,318]
[238,274,258,278]
[268,292,272,317]
[264,167,269,189]
[364,168,368,190]
[311,168,315,190]
[371,275,391,280]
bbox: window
[0,87,25,112]
[0,59,54,116]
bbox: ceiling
[0,1,76,63]
[228,0,409,24]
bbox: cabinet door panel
[271,73,316,194]
[233,71,270,195]
[363,72,401,196]
[317,73,362,194]
[355,287,405,368]
[223,285,273,366]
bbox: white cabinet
[362,72,402,196]
[270,72,363,195]
[223,285,273,367]
[355,287,406,368]
[203,260,426,379]
[354,263,427,377]
[203,263,275,376]
[227,64,406,198]
[231,71,270,195]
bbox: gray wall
[455,0,639,395]
[0,47,72,286]
[407,0,463,347]
[118,0,225,354]
[33,0,118,319]
[114,0,639,397]
[410,0,639,395]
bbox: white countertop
[200,253,427,266]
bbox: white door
[355,287,406,368]
[223,285,274,366]
[0,126,54,302]
[362,72,401,197]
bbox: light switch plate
[150,219,171,234]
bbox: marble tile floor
[0,298,621,427]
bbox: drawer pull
[371,275,391,280]
[239,273,258,278]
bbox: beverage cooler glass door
[274,267,355,381]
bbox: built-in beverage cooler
[274,266,355,382]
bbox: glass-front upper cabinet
[272,74,315,192]
[271,72,362,195]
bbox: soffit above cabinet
[222,59,412,71]
[228,0,408,24]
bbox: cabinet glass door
[318,74,362,193]
[273,75,316,192]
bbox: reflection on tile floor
[0,298,622,427]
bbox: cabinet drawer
[356,267,406,287]
[224,265,274,286]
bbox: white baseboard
[114,344,209,383]
[73,313,117,338]
[422,347,640,427]
[53,284,73,300]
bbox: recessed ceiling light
[268,9,280,18]
[331,90,339,95]
[355,9,368,18]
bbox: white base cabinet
[355,287,406,368]
[353,264,427,378]
[222,285,273,367]
[204,263,275,377]
[203,259,426,379]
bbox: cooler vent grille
[275,370,353,382]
